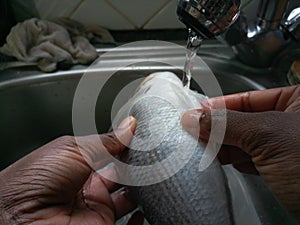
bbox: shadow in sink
[0,61,296,225]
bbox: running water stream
[182,28,203,88]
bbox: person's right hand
[181,85,300,221]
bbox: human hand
[181,85,300,221]
[0,117,144,225]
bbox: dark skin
[1,85,299,224]
[0,117,144,225]
[182,85,300,222]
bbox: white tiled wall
[11,0,185,30]
[71,0,136,30]
[34,0,83,20]
[144,0,183,29]
[105,0,171,28]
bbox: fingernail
[181,109,202,137]
[199,110,211,140]
[121,188,131,200]
[181,109,211,140]
[117,116,136,132]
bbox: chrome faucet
[177,0,241,39]
[177,0,300,73]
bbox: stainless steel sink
[0,40,297,225]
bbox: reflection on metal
[177,0,300,75]
[0,41,281,91]
[231,0,300,70]
[286,7,300,41]
[177,0,240,39]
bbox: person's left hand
[0,117,144,225]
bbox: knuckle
[51,135,78,154]
[100,132,121,151]
[226,111,279,154]
[244,111,292,156]
[55,135,76,146]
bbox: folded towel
[0,18,114,72]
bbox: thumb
[181,109,281,155]
[75,116,137,171]
[0,117,137,209]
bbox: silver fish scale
[127,96,182,166]
[124,96,233,225]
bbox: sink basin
[0,66,262,170]
[0,40,296,225]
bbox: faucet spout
[177,0,300,73]
[177,0,241,39]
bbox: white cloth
[0,18,114,72]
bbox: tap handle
[285,7,300,41]
[177,0,241,39]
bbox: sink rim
[0,39,287,91]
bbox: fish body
[117,72,233,225]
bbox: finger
[54,117,136,203]
[80,173,138,223]
[232,162,259,175]
[76,116,137,170]
[82,172,114,211]
[216,144,258,174]
[98,166,121,193]
[111,188,137,219]
[127,211,145,225]
[72,116,136,204]
[208,85,300,112]
[218,145,252,165]
[0,117,137,209]
[181,109,285,155]
[65,116,136,198]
